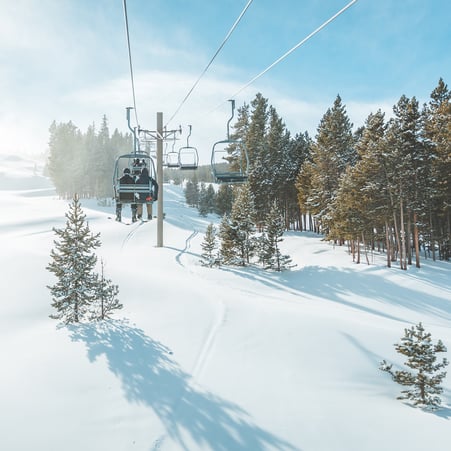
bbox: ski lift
[211,99,248,183]
[113,152,158,213]
[178,125,199,170]
[166,136,180,168]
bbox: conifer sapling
[47,194,101,323]
[380,322,448,409]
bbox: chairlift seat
[178,146,199,170]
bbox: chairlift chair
[178,125,199,170]
[211,139,248,183]
[165,138,181,168]
[211,99,248,184]
[113,152,158,215]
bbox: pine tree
[389,95,425,269]
[227,185,257,265]
[218,214,237,265]
[47,121,83,198]
[280,131,311,231]
[184,178,199,207]
[47,195,101,323]
[215,183,234,216]
[94,115,115,199]
[92,259,122,320]
[329,110,390,263]
[259,202,293,271]
[302,95,355,235]
[205,184,216,214]
[380,322,449,409]
[200,223,219,267]
[245,93,268,166]
[422,78,451,261]
[82,123,98,198]
[198,182,209,216]
[198,183,216,217]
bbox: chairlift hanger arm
[186,124,192,147]
[226,100,235,140]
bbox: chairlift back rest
[116,183,157,203]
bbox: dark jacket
[119,173,135,184]
[136,168,158,201]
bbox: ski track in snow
[152,297,228,451]
[152,236,228,450]
[121,220,145,249]
[175,230,198,267]
[117,222,217,451]
[191,297,227,381]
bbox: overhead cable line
[165,0,254,127]
[123,0,140,127]
[214,0,358,111]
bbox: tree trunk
[356,238,361,264]
[393,209,401,265]
[362,232,370,265]
[413,211,421,268]
[407,211,412,266]
[385,221,391,268]
[400,196,407,270]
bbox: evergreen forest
[46,79,451,265]
[46,115,132,200]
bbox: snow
[1,155,451,451]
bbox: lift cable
[165,0,254,127]
[212,0,358,112]
[123,0,140,128]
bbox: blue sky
[1,0,450,163]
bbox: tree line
[209,81,449,266]
[46,79,450,266]
[296,79,450,266]
[46,115,132,199]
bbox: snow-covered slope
[1,155,450,451]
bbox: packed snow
[1,155,450,451]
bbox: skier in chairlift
[136,167,158,221]
[116,167,137,222]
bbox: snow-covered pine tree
[259,202,293,271]
[301,95,355,235]
[205,184,216,214]
[227,184,257,266]
[389,95,425,269]
[198,182,208,216]
[215,183,234,217]
[248,98,271,225]
[422,78,451,261]
[200,223,219,267]
[380,322,449,409]
[198,183,215,217]
[47,121,83,199]
[47,194,101,323]
[219,214,237,265]
[92,258,122,320]
[184,177,199,207]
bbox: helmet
[123,168,131,174]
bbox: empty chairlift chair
[211,99,249,184]
[178,125,199,170]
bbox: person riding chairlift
[116,167,138,222]
[135,167,158,220]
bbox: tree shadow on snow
[219,264,451,324]
[68,320,299,451]
[433,388,451,419]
